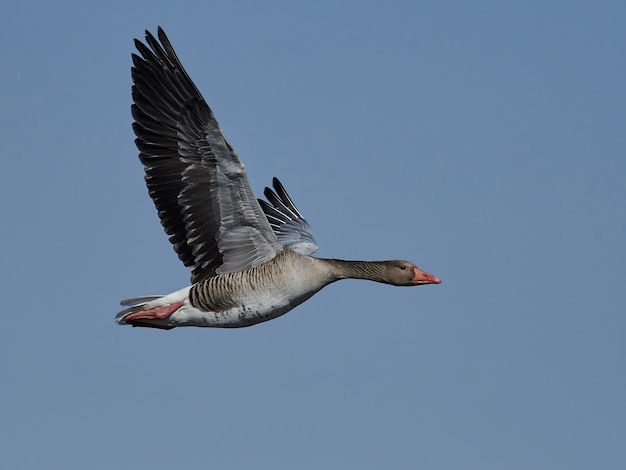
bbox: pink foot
[124,300,185,323]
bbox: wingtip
[157,26,169,44]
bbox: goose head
[381,261,441,286]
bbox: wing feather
[132,28,283,283]
[258,178,318,255]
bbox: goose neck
[320,258,388,283]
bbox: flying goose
[116,27,440,329]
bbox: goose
[116,27,441,330]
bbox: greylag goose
[116,27,441,329]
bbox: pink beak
[412,267,441,285]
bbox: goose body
[117,28,440,330]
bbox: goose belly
[172,288,318,328]
[170,252,330,328]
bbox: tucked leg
[123,300,184,323]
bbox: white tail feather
[120,296,164,307]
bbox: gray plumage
[258,177,318,256]
[132,28,282,283]
[117,27,440,330]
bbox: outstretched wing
[258,178,318,255]
[132,28,283,283]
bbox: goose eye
[399,265,406,270]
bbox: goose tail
[116,287,191,329]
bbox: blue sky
[1,1,624,468]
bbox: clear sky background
[1,1,624,469]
